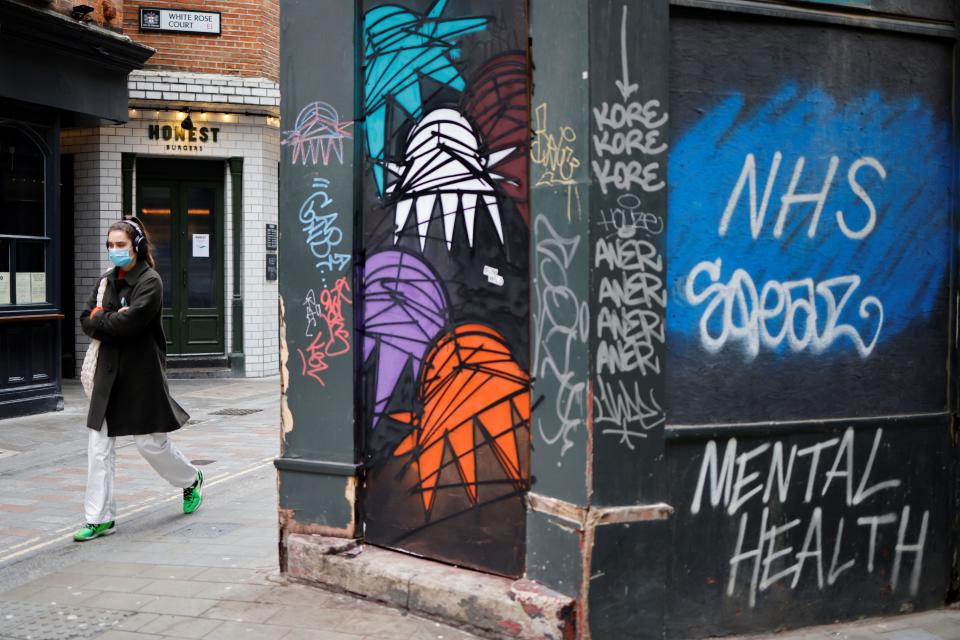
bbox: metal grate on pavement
[0,600,130,640]
[209,408,263,416]
[170,522,241,538]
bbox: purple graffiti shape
[362,250,449,429]
[282,101,354,166]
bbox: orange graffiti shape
[391,324,530,514]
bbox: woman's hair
[107,216,157,269]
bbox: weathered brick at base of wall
[284,534,577,640]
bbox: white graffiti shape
[614,4,638,101]
[533,215,589,459]
[482,265,504,287]
[595,378,664,450]
[718,153,886,241]
[591,98,668,196]
[282,102,353,166]
[595,232,666,377]
[387,108,515,251]
[599,193,664,237]
[299,178,350,274]
[685,258,883,358]
[303,289,320,337]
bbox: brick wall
[123,0,279,81]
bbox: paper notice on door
[192,234,210,258]
[15,273,31,304]
[30,272,46,303]
[0,273,9,304]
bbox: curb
[284,533,577,639]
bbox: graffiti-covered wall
[664,9,955,635]
[279,1,957,636]
[358,0,531,577]
[666,14,952,424]
[277,0,358,537]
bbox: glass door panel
[138,171,223,357]
[0,240,9,305]
[178,181,222,354]
[140,184,174,308]
[185,185,216,308]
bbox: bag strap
[95,267,113,307]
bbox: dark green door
[138,178,224,355]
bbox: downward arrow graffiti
[614,4,639,101]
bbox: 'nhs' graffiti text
[685,152,887,359]
[668,87,950,363]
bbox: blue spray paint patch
[667,85,951,358]
[362,0,488,194]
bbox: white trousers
[85,426,198,524]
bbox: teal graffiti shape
[362,0,488,195]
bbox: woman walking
[74,217,203,542]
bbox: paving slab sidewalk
[0,463,478,640]
[0,379,278,561]
[730,608,960,640]
[0,379,479,640]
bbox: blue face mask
[108,248,133,268]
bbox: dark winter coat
[80,259,190,436]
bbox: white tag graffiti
[685,258,883,358]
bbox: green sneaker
[183,470,203,514]
[73,521,115,542]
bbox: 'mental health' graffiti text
[691,428,928,607]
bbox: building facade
[0,0,152,419]
[63,0,280,381]
[277,0,959,638]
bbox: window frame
[0,117,59,315]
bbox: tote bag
[80,270,112,398]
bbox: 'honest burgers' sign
[148,124,220,152]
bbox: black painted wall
[277,1,959,637]
[357,0,532,578]
[666,421,953,635]
[277,0,359,534]
[662,5,957,636]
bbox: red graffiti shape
[298,277,352,386]
[461,53,530,224]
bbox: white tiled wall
[62,113,280,378]
[128,70,280,108]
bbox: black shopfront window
[0,124,49,306]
